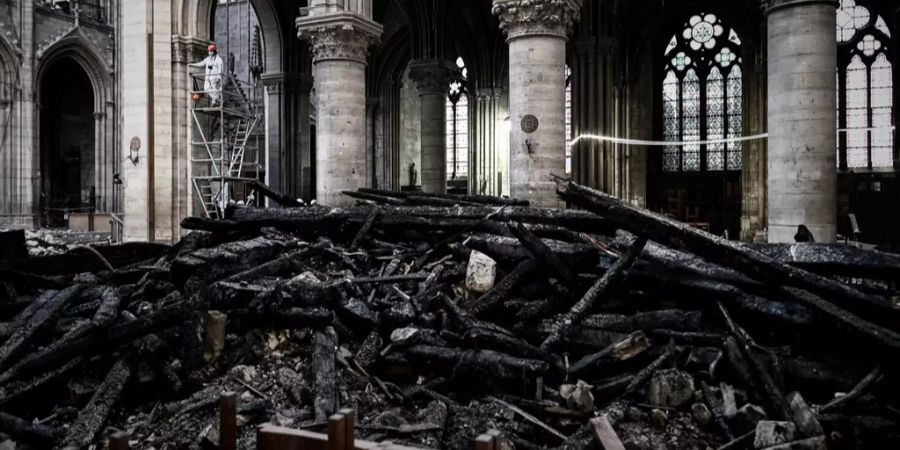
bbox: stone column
[493,0,582,206]
[296,76,314,201]
[893,5,900,171]
[766,0,839,243]
[262,73,315,202]
[409,60,455,194]
[297,13,382,206]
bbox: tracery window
[836,0,894,170]
[447,57,469,181]
[565,66,573,175]
[662,13,743,172]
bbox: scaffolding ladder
[190,71,263,219]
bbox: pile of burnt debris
[0,181,899,450]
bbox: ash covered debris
[0,182,897,449]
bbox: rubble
[0,182,896,449]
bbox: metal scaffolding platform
[190,71,263,219]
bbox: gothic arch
[35,31,112,112]
[176,0,284,72]
[35,32,117,215]
[0,32,18,91]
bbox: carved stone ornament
[408,60,457,95]
[172,36,208,65]
[492,0,583,41]
[764,0,839,15]
[299,23,380,64]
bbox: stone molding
[492,0,583,41]
[261,73,314,95]
[408,59,457,95]
[297,13,382,64]
[764,0,839,15]
[172,36,208,65]
[475,86,504,101]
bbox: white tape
[571,133,767,147]
[571,126,896,147]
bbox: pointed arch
[661,12,744,172]
[35,30,112,112]
[836,0,894,170]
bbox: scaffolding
[190,71,263,219]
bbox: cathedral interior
[0,0,895,248]
[0,0,898,449]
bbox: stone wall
[399,65,420,188]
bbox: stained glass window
[836,0,894,170]
[447,57,469,181]
[662,13,743,172]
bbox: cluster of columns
[297,0,582,207]
[494,0,583,207]
[290,0,843,245]
[297,3,382,207]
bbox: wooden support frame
[112,401,502,449]
[257,409,426,450]
[220,392,238,450]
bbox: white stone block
[465,250,497,294]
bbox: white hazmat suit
[191,50,225,105]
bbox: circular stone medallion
[521,115,539,134]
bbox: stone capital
[475,87,493,100]
[764,0,839,16]
[297,13,383,64]
[492,0,583,42]
[261,73,314,95]
[172,35,208,65]
[408,59,457,96]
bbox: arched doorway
[39,57,95,227]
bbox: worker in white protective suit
[190,44,225,105]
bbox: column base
[768,224,834,244]
[511,181,563,208]
[0,214,39,230]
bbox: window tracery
[662,13,743,172]
[836,0,893,170]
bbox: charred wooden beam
[461,259,539,316]
[0,301,188,384]
[743,243,900,280]
[312,326,338,422]
[61,358,131,448]
[542,237,647,350]
[568,332,652,375]
[719,303,792,420]
[0,411,59,446]
[510,222,577,287]
[581,309,703,333]
[557,180,900,331]
[403,345,550,380]
[0,285,83,370]
[357,188,531,207]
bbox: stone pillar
[893,5,900,171]
[493,0,582,206]
[261,73,314,201]
[297,13,382,206]
[766,0,839,243]
[0,0,38,228]
[409,60,455,194]
[296,76,314,201]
